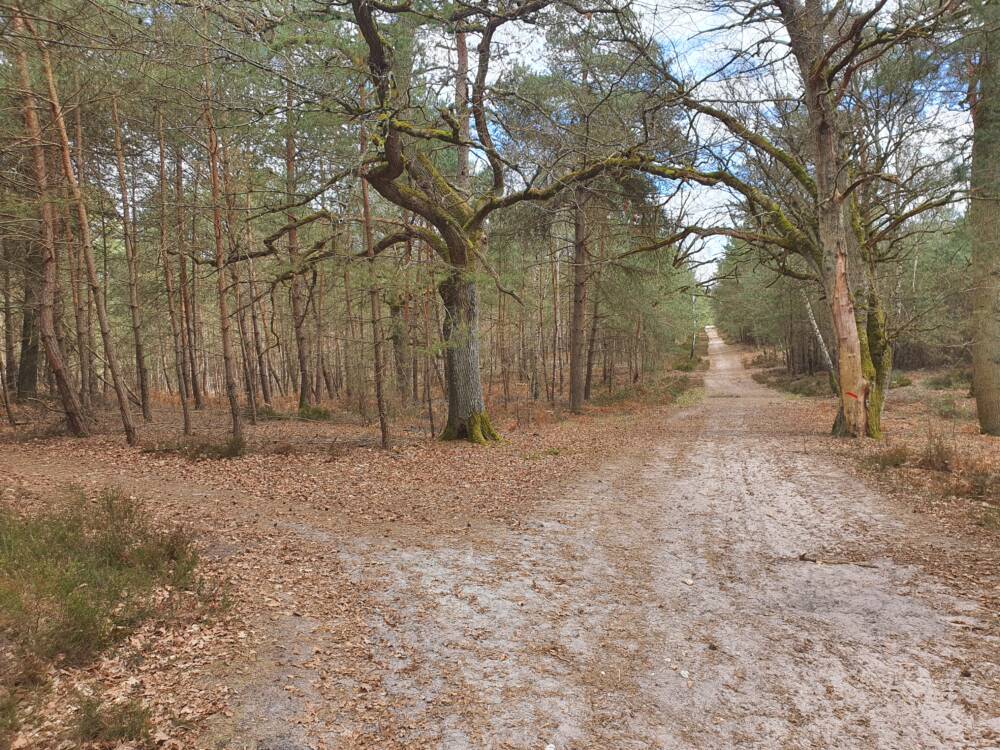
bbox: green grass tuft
[73,693,151,745]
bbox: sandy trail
[3,328,998,749]
[320,327,998,749]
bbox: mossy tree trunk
[860,292,891,440]
[439,269,499,443]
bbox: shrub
[0,691,16,735]
[0,490,197,663]
[980,506,1000,532]
[890,374,912,389]
[960,460,1000,499]
[0,491,197,742]
[917,431,954,472]
[930,396,961,420]
[863,444,909,469]
[926,369,972,390]
[145,435,245,460]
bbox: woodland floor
[2,328,999,749]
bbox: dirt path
[3,329,998,749]
[307,327,996,749]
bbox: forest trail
[227,326,994,749]
[293,326,995,750]
[3,328,998,749]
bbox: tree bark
[778,1,870,437]
[174,154,203,410]
[15,243,39,401]
[285,83,312,411]
[362,173,391,448]
[439,270,498,442]
[584,294,600,402]
[971,0,1000,435]
[2,241,16,391]
[389,300,412,403]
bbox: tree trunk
[569,189,588,413]
[2,241,16,391]
[971,2,1000,435]
[29,17,136,444]
[389,300,412,402]
[111,97,151,421]
[204,80,242,444]
[158,113,191,435]
[174,154,203,410]
[284,83,312,411]
[584,294,600,401]
[813,110,868,437]
[861,290,892,440]
[64,210,91,408]
[439,270,498,443]
[14,19,88,436]
[362,169,390,448]
[248,262,273,407]
[16,243,39,401]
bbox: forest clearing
[1,0,1000,747]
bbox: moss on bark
[440,410,500,444]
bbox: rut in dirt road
[310,326,999,749]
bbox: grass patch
[979,506,1000,532]
[930,396,962,420]
[926,369,972,390]
[0,691,17,736]
[890,374,912,389]
[748,351,781,368]
[672,356,706,372]
[590,374,697,408]
[952,458,1000,500]
[0,490,197,741]
[144,434,246,461]
[73,693,151,745]
[863,444,909,470]
[752,369,832,397]
[0,490,197,662]
[297,405,332,421]
[254,405,284,421]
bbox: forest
[0,0,998,748]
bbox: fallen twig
[798,552,879,569]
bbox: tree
[970,0,1000,435]
[348,0,653,441]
